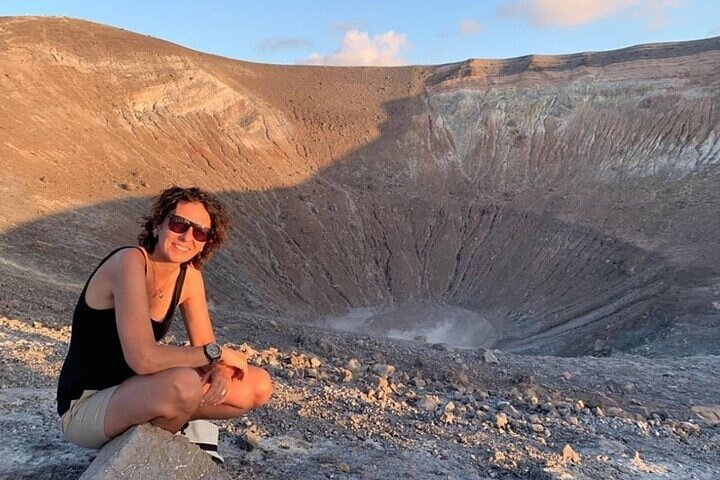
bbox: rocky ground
[2,16,720,480]
[1,310,719,479]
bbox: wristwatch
[203,342,222,364]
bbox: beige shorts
[60,386,118,449]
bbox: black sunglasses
[167,214,213,242]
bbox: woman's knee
[245,366,273,409]
[158,367,203,414]
[251,367,273,407]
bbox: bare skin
[83,201,272,439]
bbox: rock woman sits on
[56,186,272,449]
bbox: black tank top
[56,246,187,416]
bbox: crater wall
[2,18,719,355]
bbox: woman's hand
[200,364,233,406]
[219,347,248,381]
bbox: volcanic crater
[1,17,720,357]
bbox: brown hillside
[2,16,720,355]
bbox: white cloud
[297,30,409,66]
[499,0,683,28]
[459,19,484,36]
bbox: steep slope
[1,17,719,355]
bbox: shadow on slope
[1,179,716,357]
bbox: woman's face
[155,201,212,263]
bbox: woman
[57,186,272,449]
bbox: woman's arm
[179,267,248,373]
[113,249,209,374]
[178,266,215,346]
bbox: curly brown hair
[138,186,229,268]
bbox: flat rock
[691,405,720,426]
[79,423,231,480]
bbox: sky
[3,0,720,66]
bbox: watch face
[206,343,221,359]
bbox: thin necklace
[150,260,174,299]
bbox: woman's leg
[104,367,204,439]
[192,366,273,420]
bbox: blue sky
[3,1,720,66]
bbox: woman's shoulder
[178,262,205,302]
[103,246,148,271]
[182,262,203,282]
[84,247,147,304]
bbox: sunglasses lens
[168,216,190,234]
[192,229,208,242]
[167,215,211,242]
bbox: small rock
[240,428,263,451]
[561,371,573,381]
[309,357,322,368]
[631,451,649,470]
[509,387,523,402]
[622,382,636,393]
[376,376,390,393]
[290,354,306,368]
[453,370,470,386]
[531,424,544,433]
[373,364,396,378]
[417,394,441,412]
[495,413,509,429]
[346,358,362,373]
[481,350,499,364]
[562,444,581,464]
[441,411,455,424]
[680,421,701,434]
[494,451,506,462]
[605,407,624,418]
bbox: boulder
[79,423,231,480]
